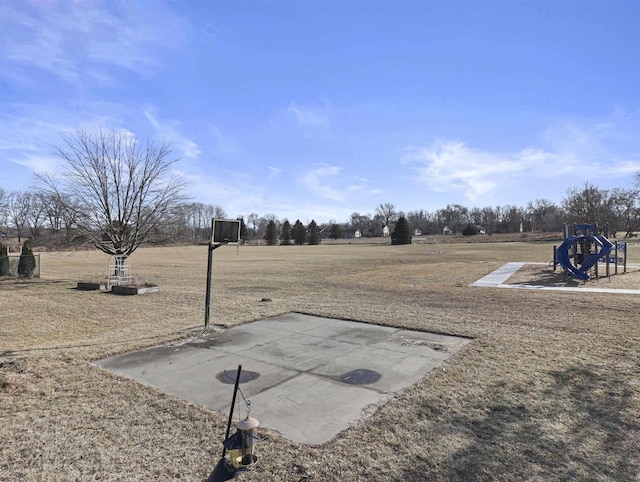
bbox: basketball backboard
[211,218,241,245]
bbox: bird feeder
[223,416,259,470]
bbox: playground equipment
[553,224,627,281]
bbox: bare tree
[7,191,30,242]
[37,127,188,260]
[375,203,397,228]
[0,188,8,234]
[26,192,47,238]
[562,182,615,226]
[611,187,640,237]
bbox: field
[1,239,639,481]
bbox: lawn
[1,238,638,481]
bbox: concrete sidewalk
[95,313,471,445]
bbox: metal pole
[204,241,214,332]
[553,245,557,271]
[222,365,242,459]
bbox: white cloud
[0,0,187,85]
[403,139,528,201]
[301,165,345,201]
[209,126,240,156]
[403,113,640,203]
[144,109,201,160]
[268,166,282,179]
[8,154,57,174]
[286,103,331,129]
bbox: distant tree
[265,220,278,245]
[329,223,342,240]
[350,212,370,235]
[0,188,8,233]
[292,219,306,245]
[462,223,481,236]
[280,220,292,245]
[37,127,187,268]
[7,191,30,243]
[375,203,397,228]
[257,214,278,240]
[247,213,259,239]
[0,242,9,276]
[611,187,640,236]
[307,220,321,245]
[238,217,248,240]
[562,182,614,225]
[18,240,36,277]
[391,216,412,245]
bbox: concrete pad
[246,373,384,445]
[236,333,360,371]
[94,313,471,445]
[310,345,443,394]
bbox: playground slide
[556,236,590,281]
[556,235,615,281]
[580,236,614,273]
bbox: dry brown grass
[1,239,639,481]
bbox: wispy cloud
[268,166,282,180]
[0,0,187,86]
[301,165,345,201]
[403,140,528,201]
[286,102,331,129]
[300,164,381,202]
[403,113,640,203]
[144,109,201,160]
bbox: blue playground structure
[554,224,615,281]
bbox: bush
[18,241,36,278]
[0,243,9,276]
[462,224,480,236]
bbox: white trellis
[108,254,132,288]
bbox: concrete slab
[471,262,640,294]
[246,373,384,445]
[94,313,471,445]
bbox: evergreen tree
[18,240,36,277]
[329,223,343,240]
[265,220,278,245]
[391,216,412,245]
[292,220,306,245]
[238,217,248,240]
[280,220,292,245]
[308,220,321,245]
[0,242,10,276]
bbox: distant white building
[354,230,362,238]
[443,226,452,235]
[413,228,422,236]
[382,226,390,237]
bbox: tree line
[1,128,639,255]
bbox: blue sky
[1,0,639,223]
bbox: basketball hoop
[205,219,242,332]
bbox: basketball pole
[204,241,223,332]
[204,218,241,333]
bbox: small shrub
[18,241,36,278]
[0,243,9,276]
[462,224,480,236]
